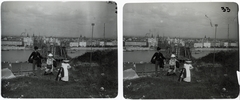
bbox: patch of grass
[2,74,109,98]
[2,76,83,98]
[124,77,217,99]
[70,50,118,90]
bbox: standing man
[151,47,166,76]
[28,46,43,76]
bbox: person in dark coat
[28,46,43,76]
[151,47,166,76]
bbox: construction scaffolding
[41,44,69,61]
[165,44,192,61]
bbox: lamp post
[90,23,95,67]
[104,23,105,47]
[205,15,217,67]
[227,23,229,48]
[213,24,218,67]
[227,17,237,49]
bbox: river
[123,50,164,63]
[1,50,88,63]
[123,50,214,63]
[1,48,232,63]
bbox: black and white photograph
[1,1,117,98]
[123,2,239,99]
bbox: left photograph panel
[1,1,118,98]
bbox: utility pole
[78,34,80,47]
[90,23,95,67]
[104,23,105,47]
[227,24,229,48]
[205,14,217,67]
[213,24,218,67]
[227,17,237,49]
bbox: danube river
[1,48,237,63]
[1,50,88,63]
[123,49,230,63]
[123,48,238,63]
[123,50,165,63]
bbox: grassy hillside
[70,50,118,90]
[124,50,239,99]
[2,50,118,98]
[2,76,102,98]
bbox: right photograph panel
[123,2,239,99]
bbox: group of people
[28,46,193,82]
[28,46,71,82]
[151,47,194,82]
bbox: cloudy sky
[123,2,238,39]
[1,1,117,38]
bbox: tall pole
[78,34,80,47]
[104,23,105,47]
[213,24,218,67]
[90,23,95,67]
[205,15,217,67]
[227,24,229,48]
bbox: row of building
[123,36,238,48]
[2,35,238,49]
[1,36,118,48]
[193,42,238,48]
[124,37,190,48]
[69,40,117,47]
[1,36,61,47]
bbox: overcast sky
[123,2,238,39]
[1,1,117,38]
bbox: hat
[34,46,38,50]
[48,53,53,57]
[185,60,192,64]
[63,60,69,63]
[171,54,176,58]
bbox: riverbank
[193,47,238,51]
[124,47,155,51]
[1,46,28,51]
[124,47,238,52]
[1,46,117,51]
[68,47,117,51]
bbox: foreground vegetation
[124,50,239,99]
[2,50,118,98]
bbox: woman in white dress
[60,60,71,81]
[183,60,193,82]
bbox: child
[44,53,55,75]
[183,60,193,82]
[166,54,178,76]
[56,60,71,82]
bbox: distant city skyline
[1,1,117,38]
[123,2,238,40]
